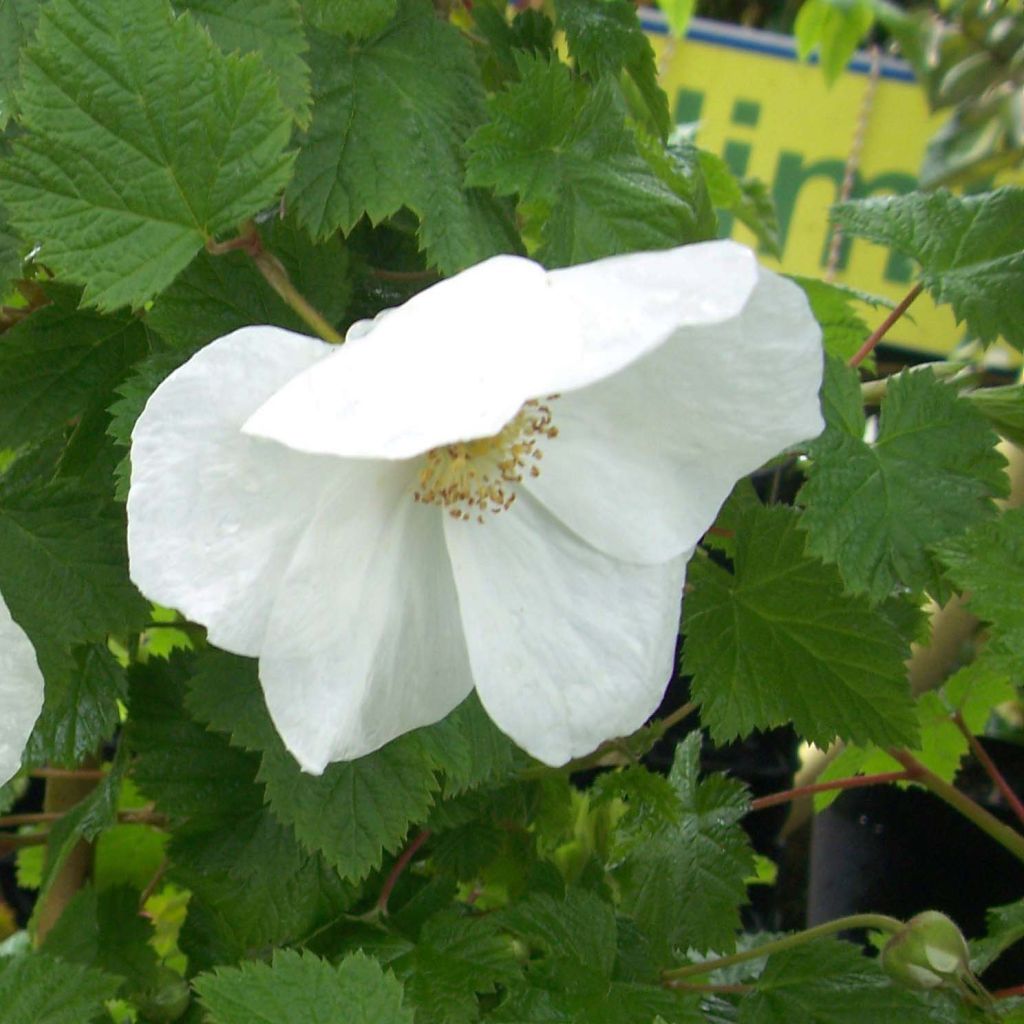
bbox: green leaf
[0,0,40,130]
[555,0,670,137]
[684,504,917,748]
[799,368,1007,601]
[791,276,890,364]
[467,55,699,266]
[185,651,514,881]
[301,0,397,37]
[738,939,950,1024]
[146,220,351,351]
[794,0,875,86]
[968,384,1024,448]
[656,0,696,38]
[0,952,121,1024]
[177,0,312,127]
[195,950,413,1024]
[23,644,126,768]
[0,476,148,649]
[392,911,522,1024]
[128,657,357,959]
[289,0,518,273]
[42,886,160,995]
[0,287,148,449]
[937,507,1024,650]
[972,899,1024,974]
[615,734,753,957]
[0,0,294,311]
[699,150,781,258]
[832,188,1024,349]
[0,203,21,291]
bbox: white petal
[525,265,824,563]
[258,469,474,773]
[544,239,760,391]
[444,493,688,766]
[0,592,44,786]
[243,255,585,459]
[128,327,337,654]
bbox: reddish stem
[748,771,912,812]
[368,266,440,283]
[30,768,107,781]
[993,984,1024,1000]
[377,829,432,915]
[848,282,924,369]
[952,711,1024,828]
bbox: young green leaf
[967,384,1024,449]
[699,150,781,258]
[800,368,1007,602]
[832,187,1024,349]
[615,734,754,957]
[972,899,1024,974]
[795,0,875,85]
[0,952,121,1024]
[684,504,918,748]
[0,0,294,311]
[195,950,413,1024]
[288,0,518,273]
[177,0,312,127]
[466,55,701,266]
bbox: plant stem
[664,980,754,993]
[377,829,432,915]
[848,282,924,368]
[206,223,343,344]
[0,832,48,852]
[368,266,440,283]
[0,808,167,830]
[749,771,912,812]
[888,748,1024,865]
[29,767,107,781]
[951,712,1024,828]
[656,701,698,735]
[34,767,99,943]
[662,914,905,981]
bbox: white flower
[0,591,45,786]
[127,240,823,772]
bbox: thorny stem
[993,984,1024,1000]
[859,360,967,404]
[662,914,905,982]
[748,771,912,812]
[377,829,432,915]
[888,748,1024,865]
[847,282,924,368]
[950,713,1024,829]
[206,222,344,344]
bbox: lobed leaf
[0,0,294,310]
[684,504,918,748]
[832,188,1024,349]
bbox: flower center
[414,399,559,523]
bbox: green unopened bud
[882,911,971,990]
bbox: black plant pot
[807,739,1024,987]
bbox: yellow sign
[643,9,1012,359]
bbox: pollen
[414,398,559,522]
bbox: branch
[951,713,1024,829]
[848,282,924,368]
[377,829,432,915]
[749,770,912,812]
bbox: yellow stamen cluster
[414,399,559,523]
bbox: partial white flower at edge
[0,592,45,787]
[127,240,824,773]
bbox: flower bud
[882,911,971,990]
